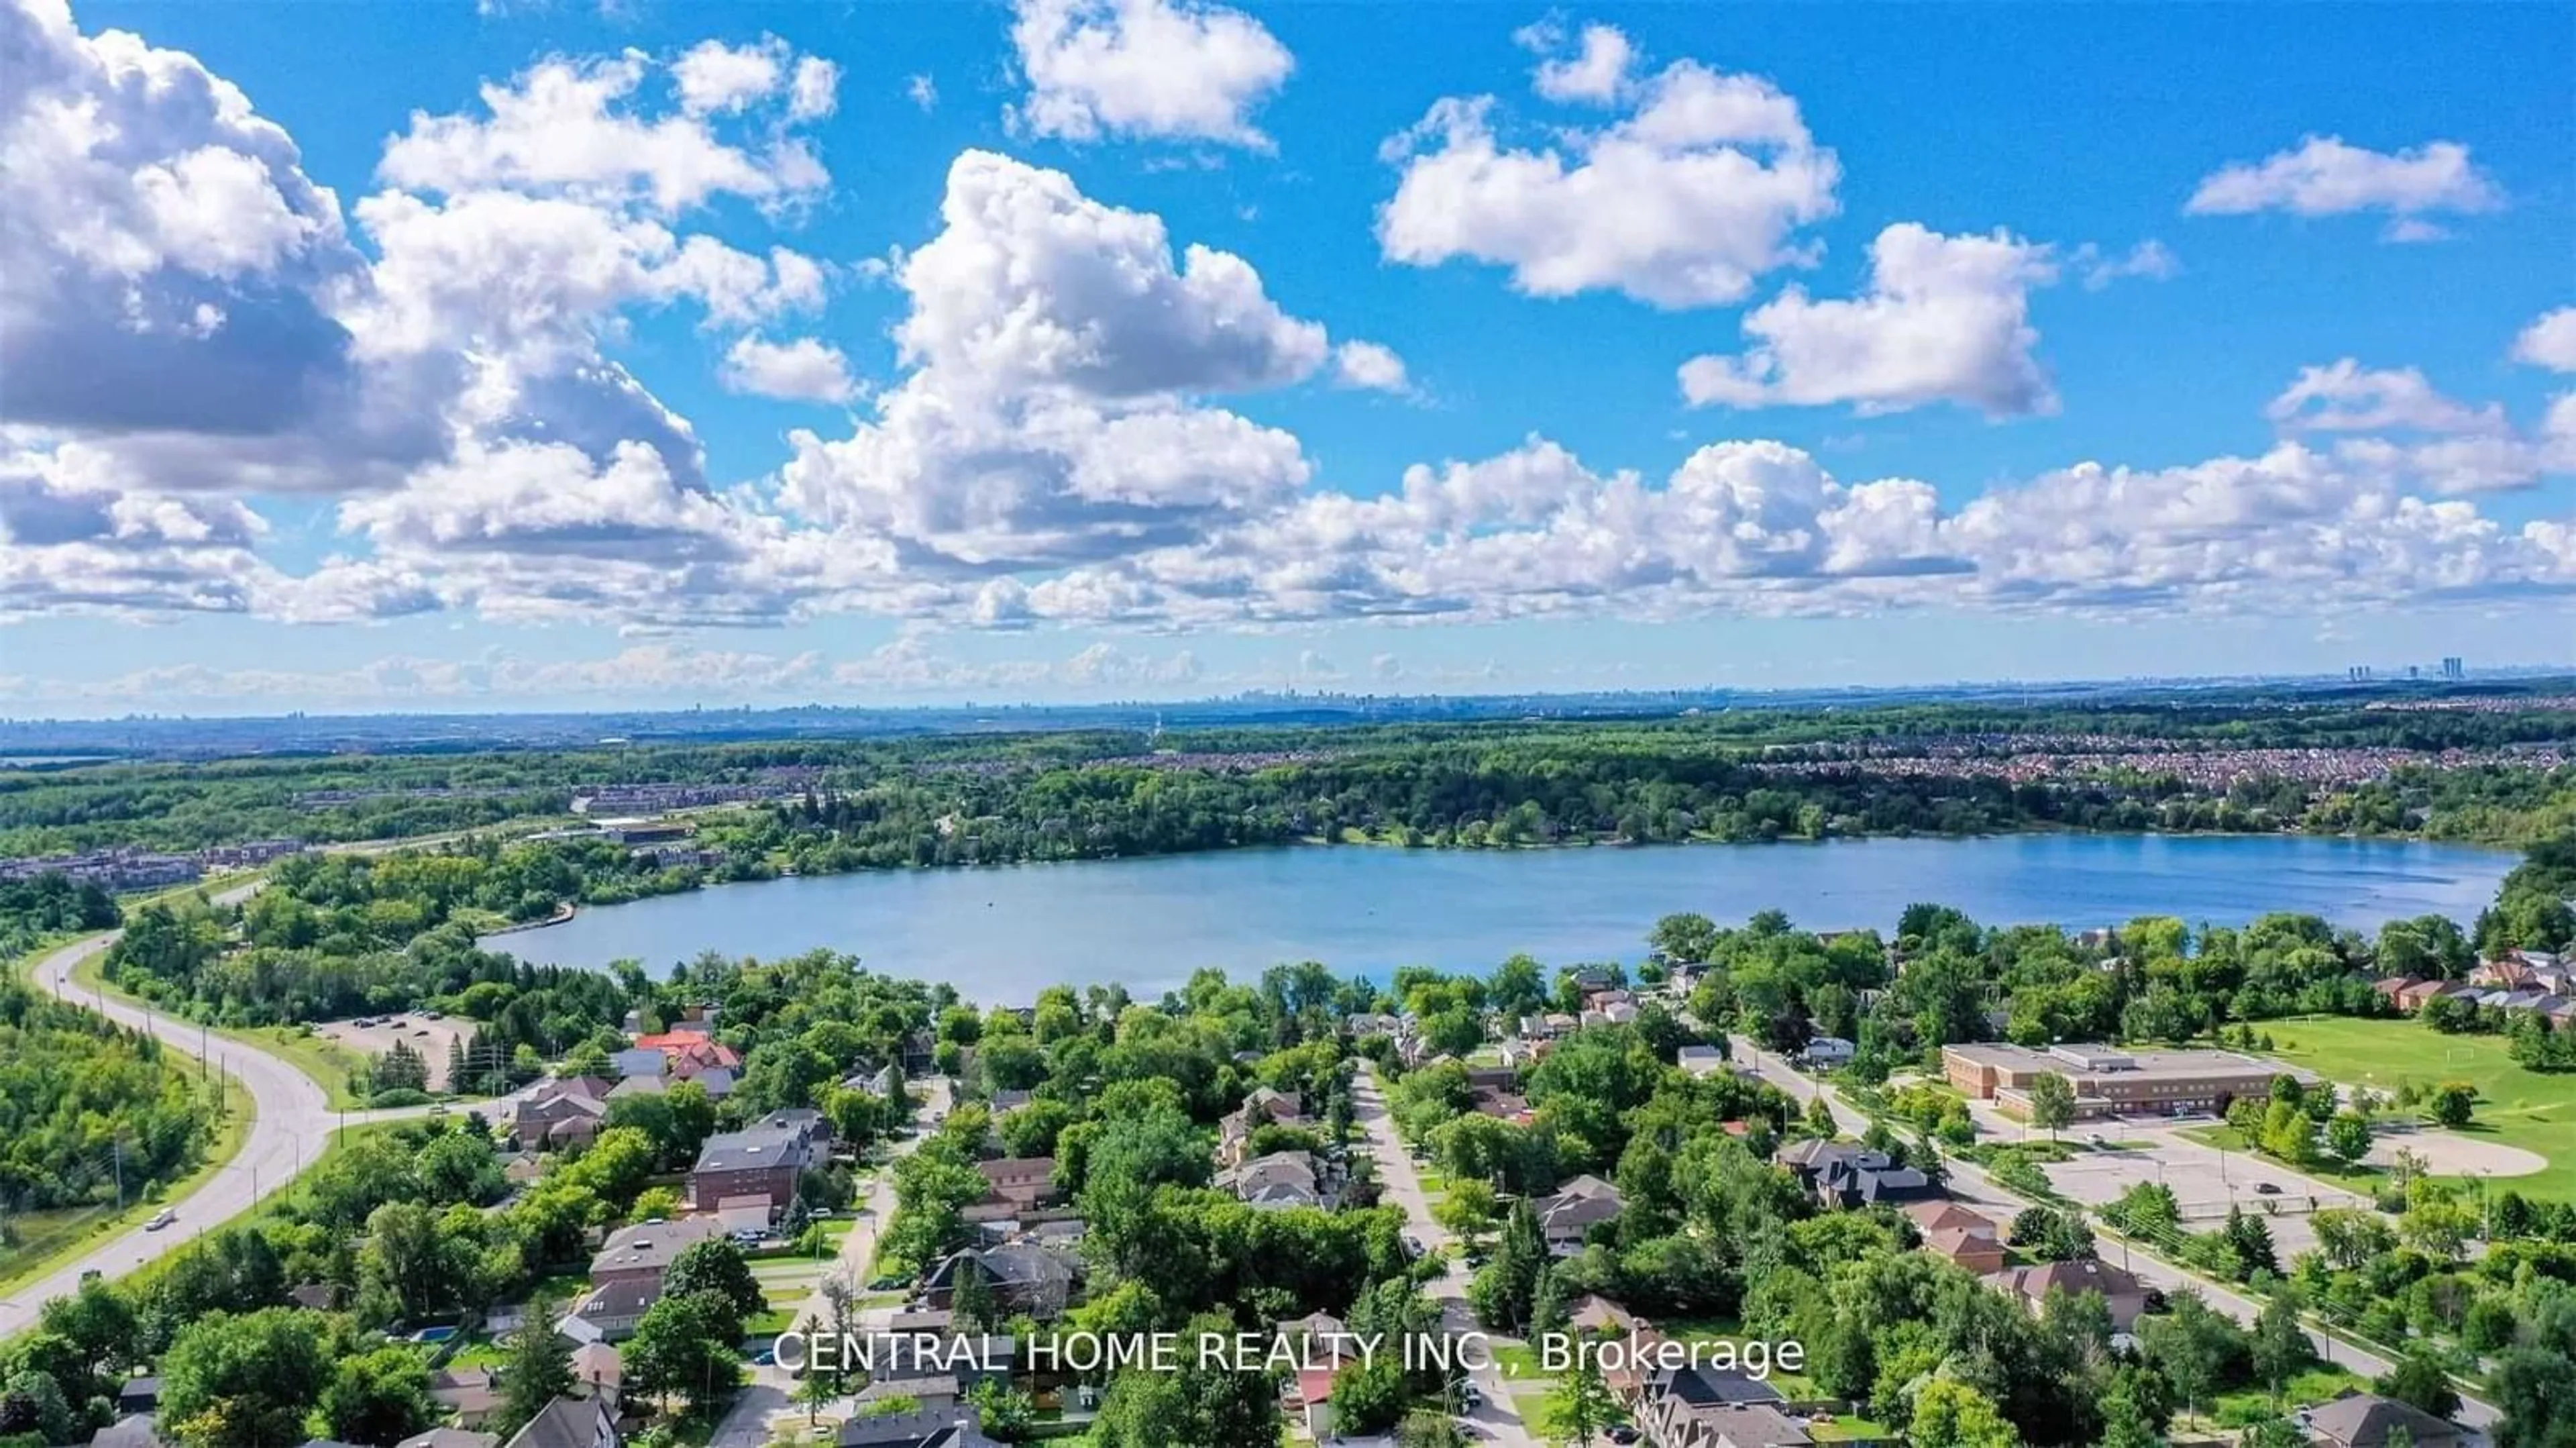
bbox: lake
[493,833,2514,999]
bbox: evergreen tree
[498,1307,576,1436]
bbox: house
[114,1377,160,1416]
[1635,1398,1815,1448]
[1565,1295,1638,1337]
[501,1396,619,1448]
[989,1089,1034,1113]
[392,1428,495,1448]
[569,1342,622,1402]
[560,1278,659,1343]
[1216,1088,1308,1166]
[1797,1036,1857,1068]
[1466,1066,1519,1092]
[835,1408,1001,1448]
[688,1125,815,1222]
[608,1048,665,1080]
[1991,1258,2153,1331]
[2302,1392,2462,1448]
[921,1241,1083,1317]
[1218,1150,1324,1209]
[1677,1045,1727,1076]
[427,1369,502,1430]
[1923,1226,2007,1274]
[975,1157,1057,1211]
[631,1031,740,1072]
[515,1078,612,1149]
[2396,980,2473,1013]
[588,1217,726,1288]
[856,1376,960,1410]
[1777,1140,1937,1209]
[1531,1174,1625,1253]
[91,1416,168,1448]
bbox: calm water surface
[495,834,2512,998]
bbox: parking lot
[2037,1125,2365,1257]
[315,1013,477,1090]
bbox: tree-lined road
[2,890,458,1340]
[1355,1067,1542,1448]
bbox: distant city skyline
[4,0,2571,713]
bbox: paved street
[710,1078,955,1448]
[1,892,450,1339]
[1724,1036,2499,1434]
[1354,1068,1544,1448]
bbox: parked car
[145,1208,176,1231]
[1607,1428,1640,1444]
[2253,1182,2282,1196]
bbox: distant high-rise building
[2407,664,2421,680]
[2441,656,2465,680]
[2348,665,2375,682]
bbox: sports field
[2253,1016,2574,1199]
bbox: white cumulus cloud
[2186,136,2503,234]
[1678,223,2059,417]
[722,335,861,404]
[1378,44,1839,308]
[1008,0,1293,148]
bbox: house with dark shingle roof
[2302,1392,2462,1448]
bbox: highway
[1724,1035,2500,1435]
[1,882,459,1340]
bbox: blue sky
[3,0,2571,713]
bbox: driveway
[1354,1068,1543,1448]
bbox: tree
[664,1238,765,1321]
[158,1308,330,1448]
[2429,1082,2477,1129]
[498,1310,576,1436]
[951,1255,997,1331]
[2027,1072,2077,1141]
[625,1291,742,1412]
[1330,1357,1409,1437]
[631,1186,684,1223]
[0,1369,76,1447]
[2376,1349,2463,1422]
[1802,1094,1837,1139]
[1545,1350,1617,1447]
[967,1379,1036,1443]
[2140,1292,2245,1423]
[2325,1111,2373,1168]
[1909,1380,2020,1448]
[319,1347,435,1447]
[2491,1346,2576,1448]
[2251,1288,2312,1400]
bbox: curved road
[2,884,448,1339]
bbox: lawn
[1811,1415,1894,1442]
[2251,1016,2575,1199]
[2204,1365,2367,1429]
[2175,1125,2387,1194]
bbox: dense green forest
[0,976,223,1214]
[0,872,121,960]
[7,693,2573,858]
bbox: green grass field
[2253,1016,2575,1199]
